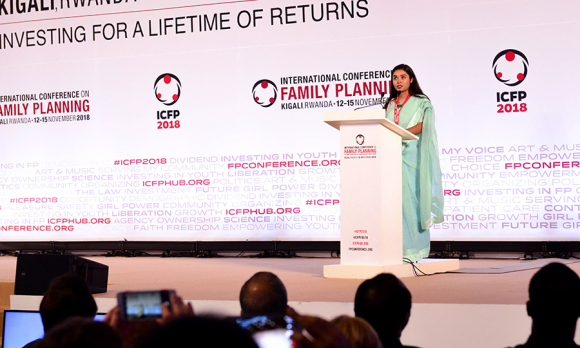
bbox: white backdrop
[0,0,579,241]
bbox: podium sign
[339,123,403,265]
[326,110,416,266]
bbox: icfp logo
[356,134,364,145]
[154,74,181,106]
[252,79,278,108]
[492,50,529,87]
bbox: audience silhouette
[239,271,288,317]
[23,274,98,348]
[331,315,384,348]
[510,262,580,348]
[139,315,258,348]
[354,273,417,348]
[38,317,122,348]
[13,262,580,348]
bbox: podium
[323,109,459,279]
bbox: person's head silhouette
[354,273,411,347]
[239,272,288,317]
[527,263,580,337]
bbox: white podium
[323,109,459,279]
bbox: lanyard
[393,94,411,125]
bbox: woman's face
[392,69,413,94]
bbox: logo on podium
[356,134,364,145]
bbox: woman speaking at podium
[384,64,444,262]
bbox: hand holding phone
[117,290,175,322]
[156,292,194,326]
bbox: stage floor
[1,255,577,304]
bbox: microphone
[354,92,385,111]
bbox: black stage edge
[0,241,341,255]
[0,241,579,257]
[0,241,580,253]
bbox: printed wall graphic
[0,0,579,241]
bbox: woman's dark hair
[384,64,428,108]
[39,275,98,332]
[38,317,122,348]
[139,316,258,348]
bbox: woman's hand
[406,122,422,135]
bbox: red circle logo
[155,74,182,106]
[492,50,529,86]
[252,79,278,108]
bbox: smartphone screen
[118,290,173,321]
[237,315,295,348]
